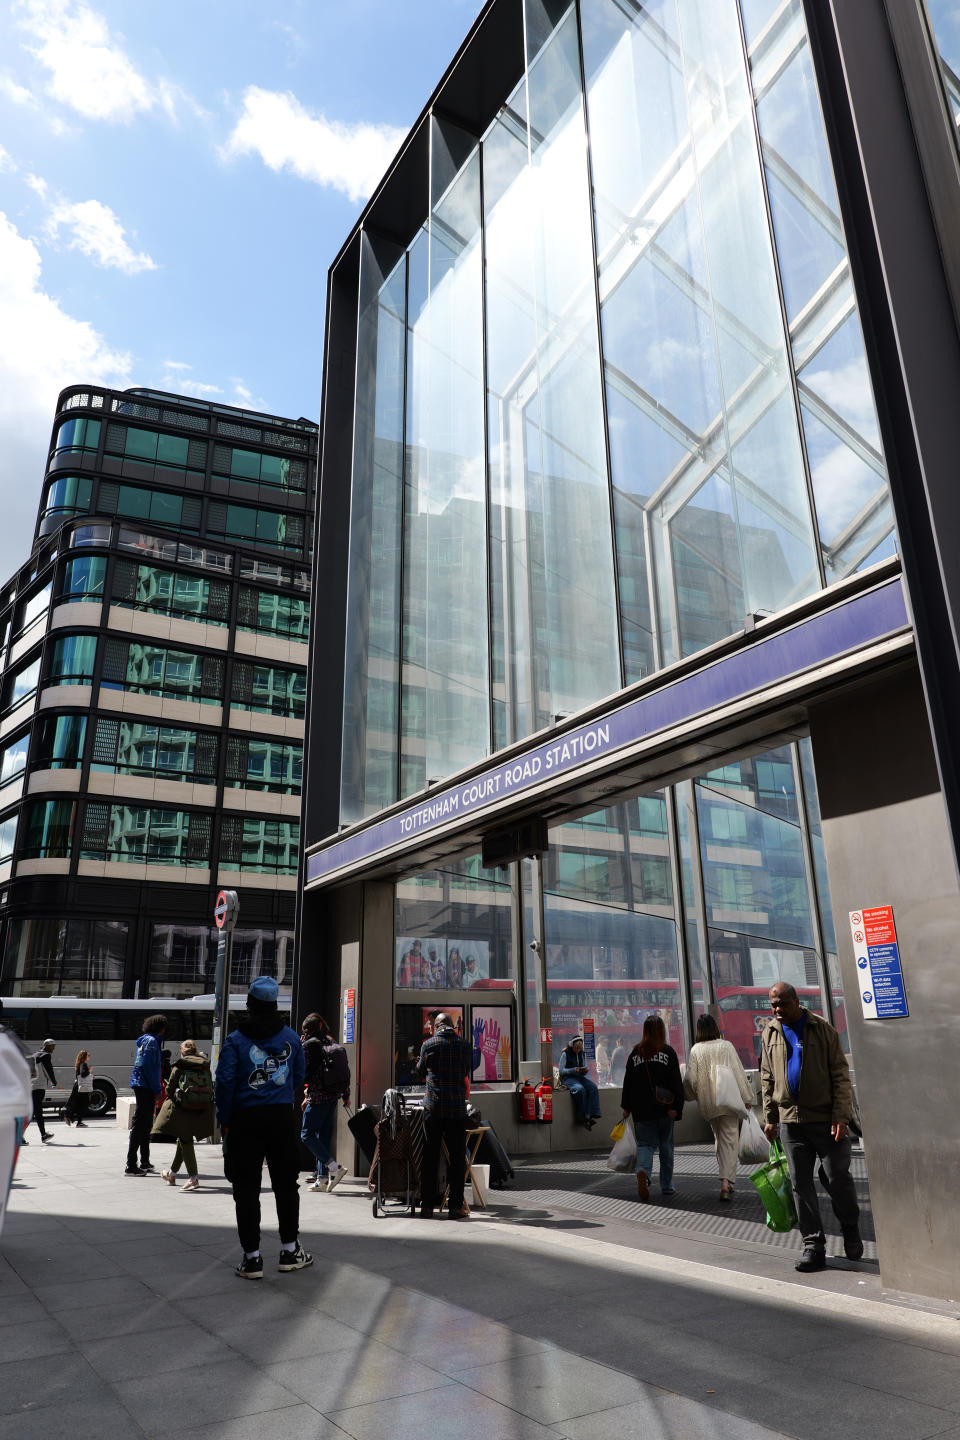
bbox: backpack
[311,1037,350,1097]
[174,1063,214,1111]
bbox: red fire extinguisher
[517,1079,537,1124]
[535,1078,553,1123]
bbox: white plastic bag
[739,1107,769,1165]
[607,1114,637,1172]
[715,1065,747,1116]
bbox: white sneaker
[161,1169,177,1186]
[181,1176,200,1192]
[326,1165,346,1192]
[309,1178,325,1192]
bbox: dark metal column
[802,0,960,882]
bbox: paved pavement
[3,1121,960,1440]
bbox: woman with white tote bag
[683,1014,755,1201]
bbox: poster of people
[394,1005,465,1086]
[395,937,490,990]
[470,1003,513,1082]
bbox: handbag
[714,1065,746,1116]
[77,1070,94,1093]
[643,1060,674,1107]
[749,1140,798,1233]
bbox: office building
[0,385,316,1005]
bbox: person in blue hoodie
[125,1014,167,1176]
[215,976,311,1279]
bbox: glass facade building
[0,386,316,1001]
[300,0,960,1302]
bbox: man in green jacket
[760,982,862,1273]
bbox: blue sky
[0,0,484,579]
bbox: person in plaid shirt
[416,1012,472,1220]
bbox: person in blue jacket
[125,1014,167,1176]
[215,976,311,1279]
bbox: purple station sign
[307,578,908,887]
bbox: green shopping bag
[749,1140,798,1233]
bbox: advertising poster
[471,1003,513,1082]
[395,937,490,990]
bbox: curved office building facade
[301,0,960,1302]
[0,385,316,1002]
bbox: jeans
[780,1121,860,1246]
[30,1089,47,1140]
[301,1099,337,1178]
[171,1137,197,1175]
[565,1077,602,1123]
[634,1116,675,1191]
[421,1112,466,1211]
[224,1105,300,1254]
[126,1086,155,1169]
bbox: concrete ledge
[116,1096,135,1130]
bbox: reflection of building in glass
[0,386,316,1000]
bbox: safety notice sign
[849,905,909,1020]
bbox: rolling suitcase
[348,1103,379,1167]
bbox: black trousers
[126,1086,155,1168]
[65,1085,88,1121]
[421,1112,466,1211]
[224,1105,300,1253]
[30,1089,47,1139]
[781,1121,860,1245]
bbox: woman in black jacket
[64,1049,92,1127]
[620,1014,684,1202]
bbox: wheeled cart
[368,1092,425,1218]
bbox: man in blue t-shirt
[215,977,310,1279]
[760,981,861,1273]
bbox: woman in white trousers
[684,1014,755,1200]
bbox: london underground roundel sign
[215,890,229,929]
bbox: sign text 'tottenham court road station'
[398,723,613,838]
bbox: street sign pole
[212,889,239,1075]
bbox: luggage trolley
[369,1089,425,1218]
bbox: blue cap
[248,976,279,1003]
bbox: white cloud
[0,74,33,104]
[0,210,131,577]
[25,172,47,198]
[221,86,405,203]
[16,0,199,124]
[162,359,191,372]
[45,197,156,273]
[0,146,14,172]
[158,362,223,399]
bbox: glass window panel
[231,448,261,480]
[927,1,960,141]
[22,798,75,858]
[124,427,159,460]
[0,733,30,786]
[49,633,97,685]
[342,238,406,822]
[400,124,489,797]
[0,811,17,861]
[55,417,101,452]
[61,555,107,601]
[15,583,51,637]
[484,4,620,743]
[4,655,40,709]
[149,923,215,998]
[41,475,92,532]
[156,433,188,467]
[34,713,86,770]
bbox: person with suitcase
[215,977,311,1279]
[416,1012,472,1220]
